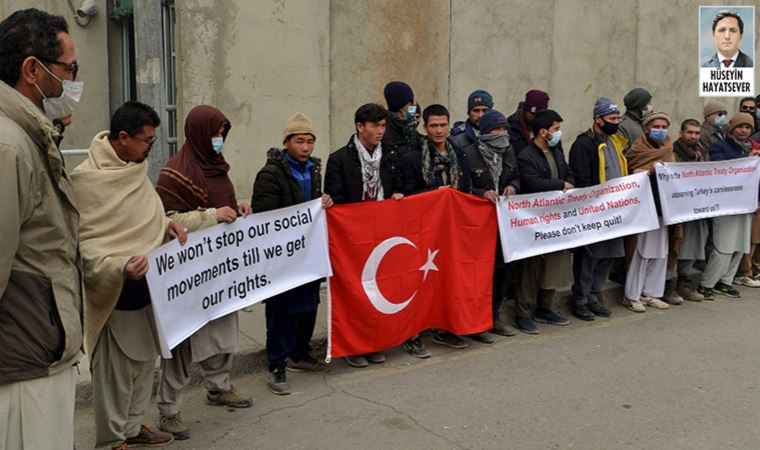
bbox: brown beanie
[283,112,316,141]
[703,101,726,118]
[642,111,670,127]
[729,112,755,133]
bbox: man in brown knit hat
[700,100,728,152]
[252,112,333,395]
[699,112,760,299]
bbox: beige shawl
[71,131,170,354]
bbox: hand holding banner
[497,172,659,262]
[146,199,331,358]
[655,157,760,225]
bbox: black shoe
[489,320,517,337]
[573,304,595,321]
[431,330,468,349]
[467,332,495,344]
[697,285,715,301]
[714,282,740,298]
[533,308,570,326]
[587,301,612,317]
[402,337,432,358]
[514,316,539,334]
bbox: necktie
[722,59,732,68]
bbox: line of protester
[3,8,760,450]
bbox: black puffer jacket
[506,105,531,155]
[251,148,322,212]
[324,136,401,204]
[517,142,574,194]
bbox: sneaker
[365,352,386,364]
[663,281,684,305]
[267,368,291,395]
[402,337,432,358]
[572,304,595,321]
[206,386,253,408]
[587,301,612,317]
[431,330,468,349]
[623,298,645,313]
[514,316,539,334]
[697,285,715,301]
[344,355,369,367]
[733,276,760,288]
[467,332,495,344]
[287,356,328,373]
[158,414,190,441]
[641,297,670,310]
[489,320,517,337]
[126,424,174,447]
[533,308,570,326]
[677,279,704,302]
[715,282,741,298]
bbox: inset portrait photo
[700,7,754,69]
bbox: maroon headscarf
[156,105,237,212]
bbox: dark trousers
[265,300,317,372]
[515,256,555,318]
[493,264,509,321]
[571,250,614,307]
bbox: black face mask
[600,120,619,136]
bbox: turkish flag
[327,188,497,359]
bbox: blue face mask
[211,137,224,154]
[649,128,668,144]
[547,130,562,147]
[714,114,728,127]
[404,105,418,121]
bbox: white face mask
[34,61,83,121]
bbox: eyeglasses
[131,134,157,146]
[36,56,79,80]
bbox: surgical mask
[547,130,562,147]
[649,128,668,144]
[211,137,224,154]
[600,120,619,136]
[34,61,83,121]
[714,114,728,127]
[404,105,418,121]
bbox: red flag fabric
[327,188,496,359]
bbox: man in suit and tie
[701,9,753,69]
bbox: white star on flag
[419,248,440,281]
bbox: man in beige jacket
[0,9,84,449]
[72,101,187,450]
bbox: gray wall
[3,0,757,196]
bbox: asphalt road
[75,288,760,450]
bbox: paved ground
[74,283,760,449]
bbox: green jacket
[0,81,83,384]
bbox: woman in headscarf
[154,105,253,441]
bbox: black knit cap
[384,81,415,112]
[623,88,652,111]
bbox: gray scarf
[422,139,459,189]
[354,134,384,201]
[476,133,509,190]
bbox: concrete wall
[4,0,758,194]
[175,0,330,199]
[0,0,110,163]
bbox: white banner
[497,172,659,262]
[146,199,332,358]
[655,157,760,225]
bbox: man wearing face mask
[515,110,574,334]
[568,98,628,321]
[507,89,550,155]
[699,113,760,299]
[382,81,423,157]
[618,88,653,155]
[449,89,493,154]
[0,9,84,449]
[72,101,187,450]
[155,105,254,441]
[461,109,520,340]
[623,112,675,313]
[739,97,760,137]
[700,100,728,153]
